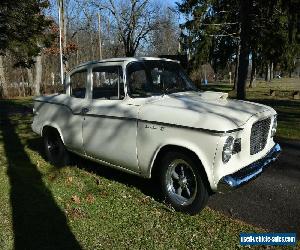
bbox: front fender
[137,121,221,189]
[40,122,66,144]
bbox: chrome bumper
[217,143,281,193]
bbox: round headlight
[222,136,235,163]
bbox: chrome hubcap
[165,159,197,205]
[47,137,60,155]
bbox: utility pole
[58,0,64,85]
[98,12,103,60]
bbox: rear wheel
[43,128,70,167]
[160,151,209,215]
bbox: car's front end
[124,57,281,213]
[124,58,282,193]
[213,106,281,192]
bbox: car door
[61,67,90,154]
[82,64,140,173]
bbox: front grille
[250,117,271,155]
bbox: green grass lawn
[0,80,299,249]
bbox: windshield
[127,60,197,98]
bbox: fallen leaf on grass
[66,176,73,185]
[140,196,151,204]
[71,195,81,204]
[86,194,95,204]
[100,190,109,197]
[48,173,56,181]
[65,204,86,219]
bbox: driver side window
[130,70,147,92]
[127,63,151,97]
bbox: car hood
[137,91,273,132]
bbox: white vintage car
[32,57,281,214]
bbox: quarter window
[70,70,87,98]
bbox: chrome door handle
[81,107,89,114]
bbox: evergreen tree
[178,0,300,99]
[0,0,52,97]
[0,0,52,65]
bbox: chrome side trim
[138,120,243,134]
[217,143,281,193]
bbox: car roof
[71,57,179,71]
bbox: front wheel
[160,151,209,215]
[43,129,70,167]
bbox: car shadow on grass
[76,156,164,203]
[27,137,164,206]
[0,112,82,250]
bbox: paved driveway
[208,139,300,234]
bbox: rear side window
[92,66,124,100]
[70,70,87,98]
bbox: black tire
[160,151,209,215]
[43,128,70,167]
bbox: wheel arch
[150,144,213,194]
[41,124,65,144]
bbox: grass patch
[1,100,298,249]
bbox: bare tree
[150,7,180,56]
[1,0,181,98]
[94,0,158,57]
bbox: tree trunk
[76,35,79,65]
[21,69,26,97]
[270,62,274,80]
[125,50,135,57]
[0,55,8,98]
[249,67,256,88]
[34,55,42,96]
[249,52,256,88]
[237,45,250,99]
[265,63,271,82]
[27,67,34,96]
[90,32,94,60]
[236,0,251,100]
